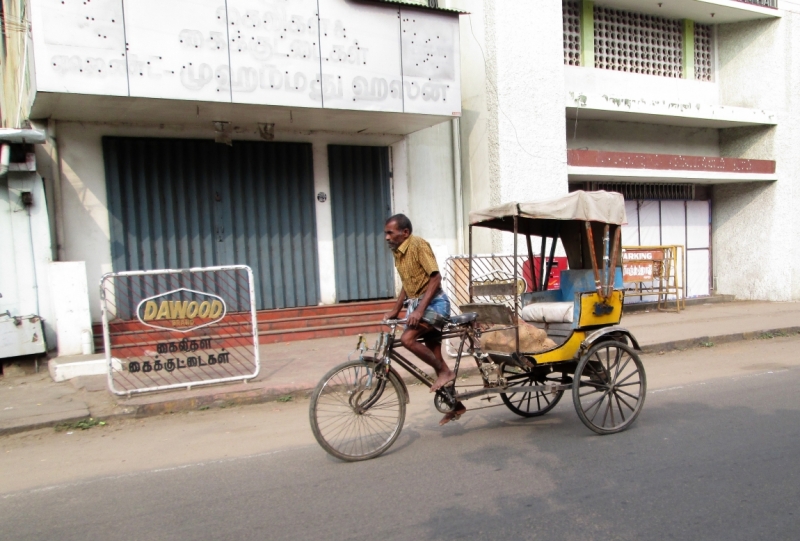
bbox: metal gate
[103,137,320,310]
[328,145,394,301]
[100,265,258,395]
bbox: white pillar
[312,142,337,305]
[488,0,569,252]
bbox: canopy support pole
[538,236,547,292]
[606,226,621,297]
[544,228,559,291]
[513,214,520,355]
[585,221,603,297]
[526,233,535,293]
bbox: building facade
[1,0,797,356]
[452,0,787,302]
[1,0,466,355]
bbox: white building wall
[451,0,492,253]
[406,121,457,265]
[451,0,569,254]
[713,11,800,301]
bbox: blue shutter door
[328,145,394,302]
[103,137,320,311]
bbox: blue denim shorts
[408,290,451,331]
[406,289,450,342]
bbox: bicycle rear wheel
[309,360,406,461]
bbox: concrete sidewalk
[3,300,800,435]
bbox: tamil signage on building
[100,266,259,395]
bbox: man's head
[385,214,412,251]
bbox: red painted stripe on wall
[567,149,776,174]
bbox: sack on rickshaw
[482,320,557,353]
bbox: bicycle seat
[449,312,478,326]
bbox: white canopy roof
[469,190,627,226]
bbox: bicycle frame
[362,320,571,409]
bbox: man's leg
[400,326,455,392]
[422,335,467,424]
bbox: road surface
[2,336,800,540]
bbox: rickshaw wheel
[573,341,646,435]
[500,365,564,417]
[309,360,406,462]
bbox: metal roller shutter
[103,137,319,310]
[328,145,394,302]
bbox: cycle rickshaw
[309,191,646,461]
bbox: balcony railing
[735,0,778,8]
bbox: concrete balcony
[592,0,780,24]
[567,90,777,129]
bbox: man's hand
[407,308,424,328]
[383,310,400,322]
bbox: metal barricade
[100,265,259,396]
[442,255,528,316]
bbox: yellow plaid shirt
[392,235,439,298]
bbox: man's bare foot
[439,404,467,426]
[430,370,456,393]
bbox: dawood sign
[101,266,259,396]
[136,288,226,332]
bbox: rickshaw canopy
[468,190,626,271]
[469,190,626,235]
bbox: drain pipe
[452,118,465,254]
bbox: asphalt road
[2,337,800,540]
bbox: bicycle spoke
[615,368,639,387]
[614,392,636,413]
[613,392,627,422]
[588,391,609,422]
[616,388,641,402]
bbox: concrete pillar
[714,14,798,300]
[311,142,337,305]
[488,0,569,251]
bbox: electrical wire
[466,13,567,167]
[0,12,30,33]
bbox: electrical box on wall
[0,316,47,359]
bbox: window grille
[695,24,713,82]
[593,6,683,78]
[572,182,696,201]
[563,1,581,66]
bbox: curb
[4,325,799,435]
[622,294,735,314]
[638,326,800,354]
[0,414,93,438]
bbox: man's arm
[384,288,408,321]
[407,272,441,328]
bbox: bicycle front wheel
[309,360,406,461]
